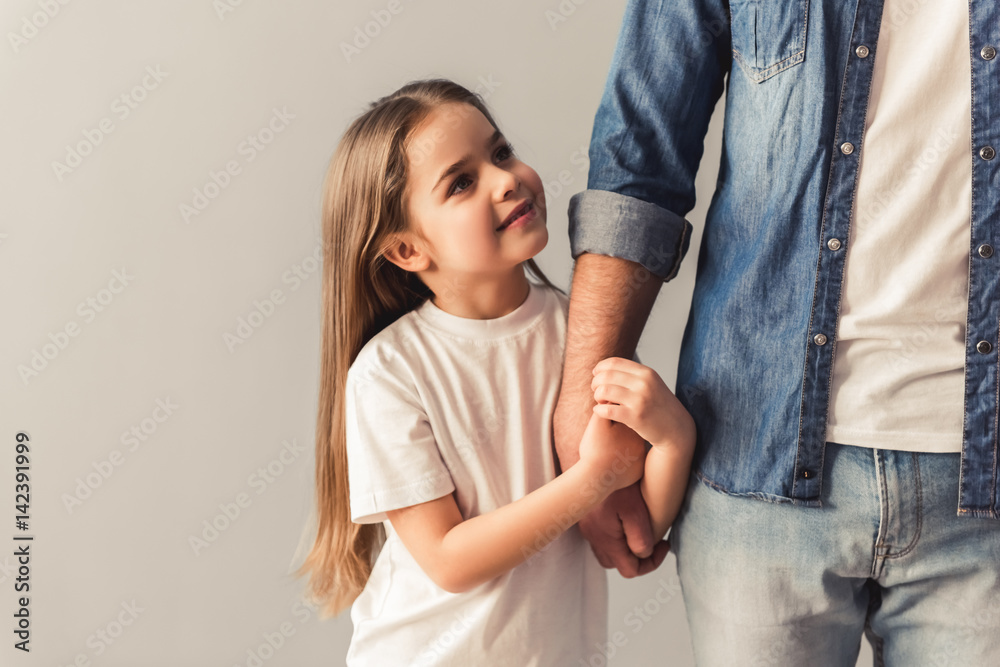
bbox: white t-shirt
[344,280,608,667]
[827,0,971,453]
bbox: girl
[296,78,695,666]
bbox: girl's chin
[523,229,549,256]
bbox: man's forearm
[554,252,663,468]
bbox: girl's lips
[498,202,535,231]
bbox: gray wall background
[1,0,873,665]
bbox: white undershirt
[826,0,972,453]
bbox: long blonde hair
[296,79,562,618]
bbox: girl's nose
[490,164,520,200]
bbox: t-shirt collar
[414,281,547,340]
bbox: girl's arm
[385,413,644,594]
[640,435,694,542]
[591,357,697,543]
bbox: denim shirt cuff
[568,190,693,281]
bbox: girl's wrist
[567,457,623,506]
[649,435,695,460]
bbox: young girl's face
[402,102,547,287]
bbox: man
[553,0,1000,663]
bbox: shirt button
[981,146,996,160]
[801,469,813,479]
[814,333,828,346]
[979,243,995,258]
[982,45,997,60]
[840,142,855,155]
[827,238,842,251]
[856,45,870,58]
[977,341,993,354]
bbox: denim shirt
[569,0,1000,518]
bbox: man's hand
[578,484,671,577]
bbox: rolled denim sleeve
[569,0,731,281]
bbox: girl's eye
[449,174,473,196]
[446,143,516,197]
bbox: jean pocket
[730,0,809,83]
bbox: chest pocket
[730,0,809,83]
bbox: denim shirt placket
[960,0,1000,519]
[795,0,888,501]
[800,0,1000,518]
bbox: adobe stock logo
[179,107,296,223]
[188,439,307,556]
[340,0,414,63]
[51,65,169,182]
[17,268,135,386]
[61,398,180,514]
[7,0,73,55]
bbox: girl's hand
[591,357,696,451]
[577,412,645,493]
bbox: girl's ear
[382,231,432,273]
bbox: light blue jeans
[670,442,1000,666]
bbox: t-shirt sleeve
[344,348,455,524]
